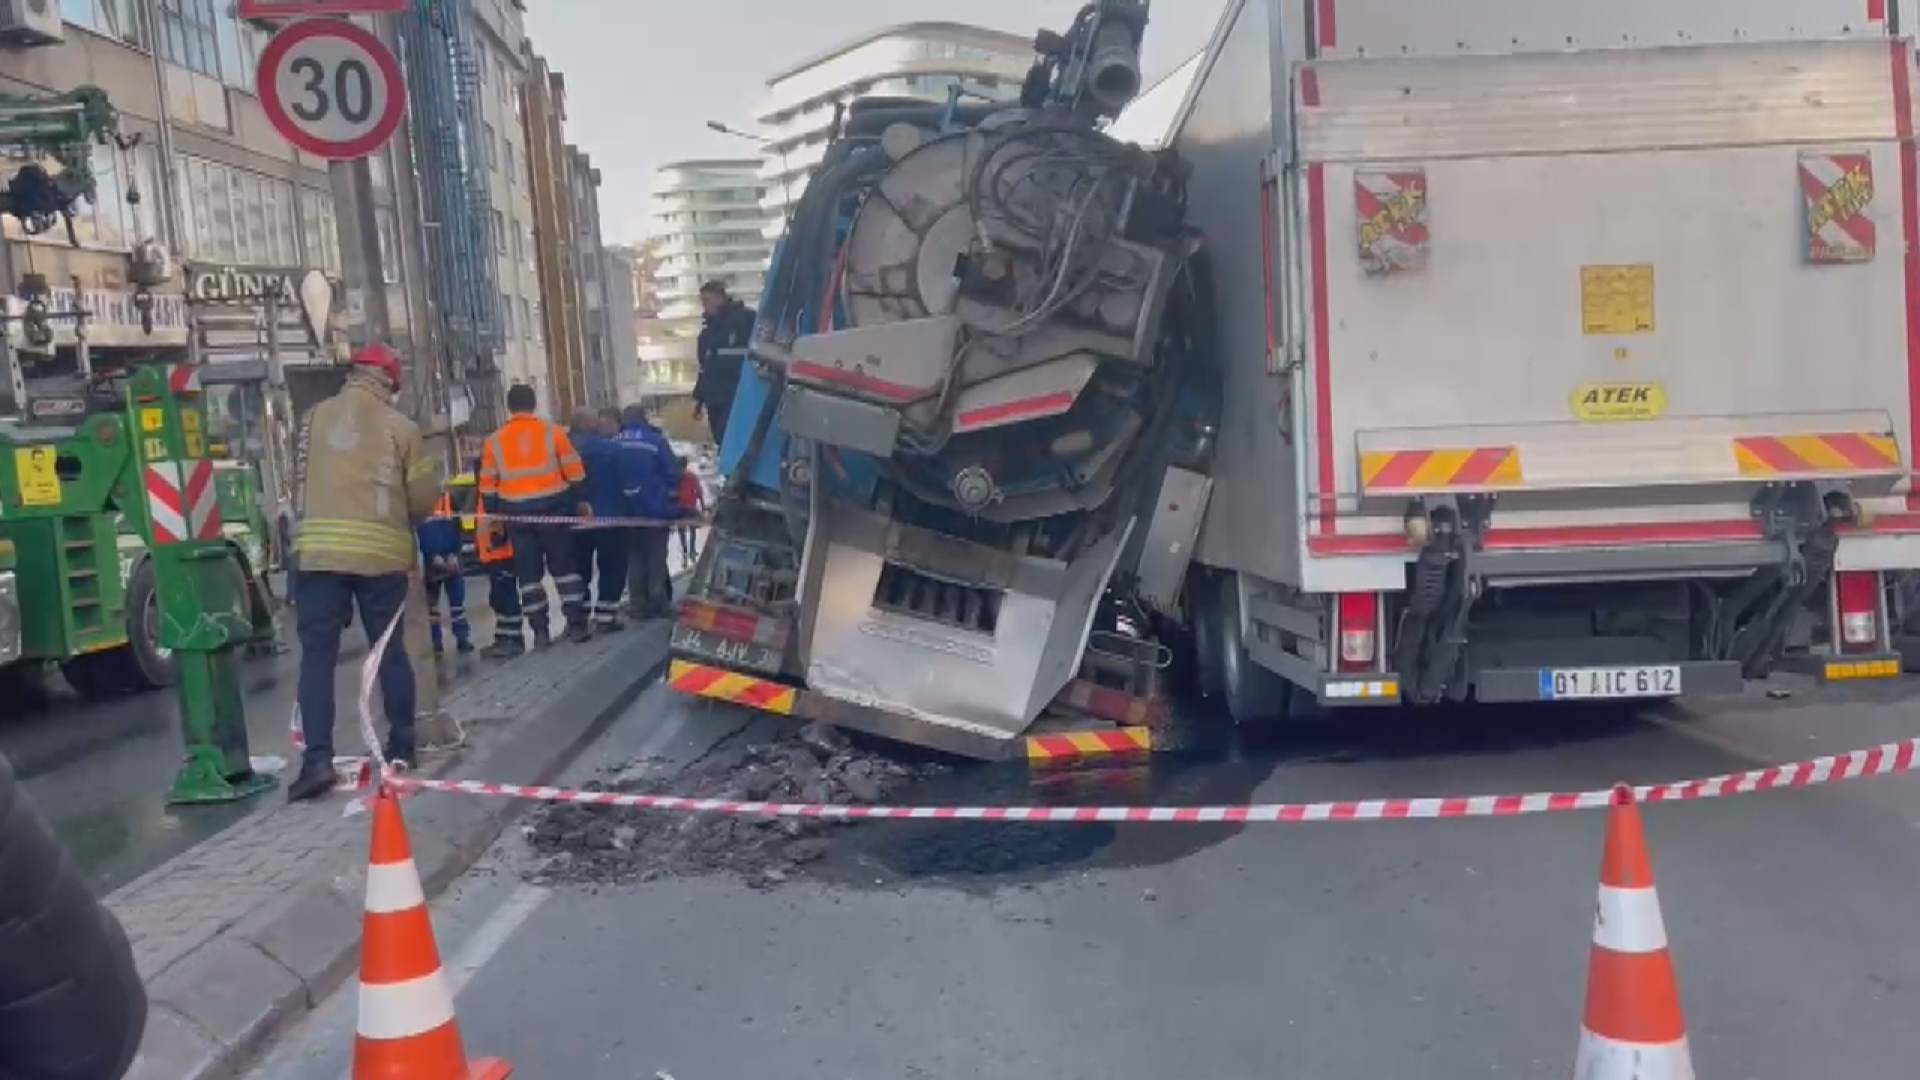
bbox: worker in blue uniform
[420,490,473,655]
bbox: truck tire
[62,559,175,701]
[1210,573,1293,725]
[1187,573,1226,699]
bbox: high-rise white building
[753,22,1037,236]
[639,159,771,389]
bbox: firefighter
[478,384,591,645]
[288,343,444,802]
[475,488,524,659]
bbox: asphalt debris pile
[522,724,948,889]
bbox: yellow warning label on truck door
[15,446,59,506]
[1571,383,1668,422]
[1580,264,1655,335]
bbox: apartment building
[753,23,1034,234]
[465,0,547,413]
[603,245,639,407]
[0,3,418,375]
[520,52,592,417]
[567,145,615,407]
[641,158,766,391]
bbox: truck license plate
[1541,666,1681,701]
[670,624,783,675]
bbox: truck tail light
[1337,592,1378,671]
[1834,570,1881,653]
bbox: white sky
[523,0,1225,243]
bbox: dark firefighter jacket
[0,751,147,1080]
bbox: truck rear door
[1293,1,1920,577]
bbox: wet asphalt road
[248,672,1920,1080]
[0,623,483,894]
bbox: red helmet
[351,343,402,383]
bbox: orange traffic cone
[1574,785,1696,1080]
[352,788,512,1080]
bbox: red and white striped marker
[167,364,202,395]
[145,460,222,545]
[388,735,1920,824]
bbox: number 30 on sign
[257,19,406,161]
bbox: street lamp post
[706,120,794,227]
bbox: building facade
[602,245,639,407]
[567,146,614,407]
[641,158,765,392]
[519,53,590,418]
[466,0,546,420]
[752,22,1034,234]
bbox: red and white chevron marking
[386,737,1919,823]
[145,460,222,545]
[167,364,202,395]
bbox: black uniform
[693,300,756,445]
[0,753,147,1080]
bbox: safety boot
[482,638,521,660]
[287,760,337,803]
[531,625,552,649]
[567,622,592,644]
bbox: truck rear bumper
[666,659,1017,761]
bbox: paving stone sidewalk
[116,621,670,1080]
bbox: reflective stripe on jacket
[292,376,443,577]
[474,492,512,564]
[479,415,584,504]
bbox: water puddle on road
[813,746,1278,892]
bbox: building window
[475,43,488,87]
[503,139,515,186]
[61,0,146,48]
[492,210,506,253]
[173,156,301,266]
[298,188,343,274]
[510,224,522,265]
[160,0,221,78]
[520,297,532,338]
[375,208,400,284]
[215,8,269,91]
[483,123,497,170]
[499,292,513,336]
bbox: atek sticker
[1570,383,1667,422]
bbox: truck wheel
[118,558,178,691]
[1187,573,1226,699]
[1212,574,1293,725]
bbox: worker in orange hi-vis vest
[473,488,524,660]
[477,383,590,646]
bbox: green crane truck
[0,381,275,701]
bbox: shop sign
[185,265,337,345]
[4,288,188,349]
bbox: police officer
[474,487,524,659]
[478,384,591,645]
[288,344,444,802]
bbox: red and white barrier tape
[428,512,711,529]
[376,738,1920,823]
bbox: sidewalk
[117,619,672,1080]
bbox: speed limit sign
[257,19,407,160]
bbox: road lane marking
[449,884,550,992]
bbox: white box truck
[1175,0,1920,721]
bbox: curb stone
[125,623,671,1080]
